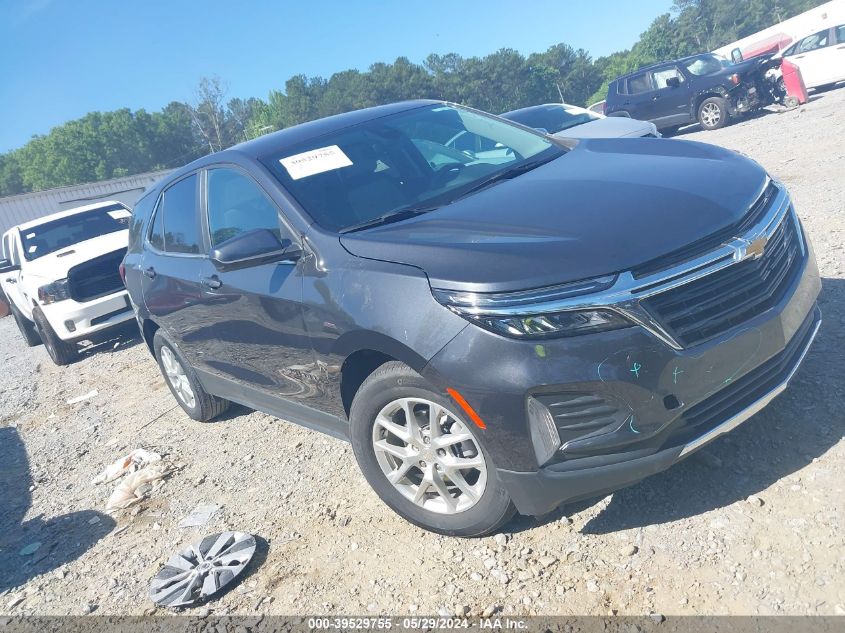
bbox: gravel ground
[1,89,843,618]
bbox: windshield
[20,203,130,261]
[261,104,562,232]
[683,54,724,76]
[503,105,597,134]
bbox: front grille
[668,308,817,446]
[67,248,127,303]
[642,211,803,347]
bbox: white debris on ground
[0,88,843,617]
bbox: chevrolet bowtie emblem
[744,235,768,260]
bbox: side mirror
[666,76,681,88]
[533,127,550,135]
[0,258,20,274]
[210,229,302,272]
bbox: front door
[192,166,315,402]
[785,28,835,88]
[644,65,691,127]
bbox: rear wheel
[32,307,77,365]
[11,305,42,347]
[698,97,729,130]
[153,329,229,421]
[349,361,516,537]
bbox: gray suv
[123,100,820,536]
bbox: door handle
[837,45,845,49]
[795,55,805,59]
[201,275,222,290]
[143,267,157,279]
[5,278,16,284]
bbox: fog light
[64,320,76,332]
[527,396,560,466]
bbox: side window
[626,72,652,95]
[651,66,685,89]
[835,25,845,43]
[1,234,9,261]
[797,29,830,53]
[159,174,200,254]
[129,193,156,251]
[148,197,165,251]
[206,168,285,246]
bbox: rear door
[619,71,655,120]
[191,165,315,402]
[139,172,208,363]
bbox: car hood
[553,117,654,139]
[22,230,128,282]
[339,138,768,293]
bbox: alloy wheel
[701,102,721,127]
[372,397,487,514]
[161,345,196,409]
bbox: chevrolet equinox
[123,100,821,536]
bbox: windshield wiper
[454,153,561,201]
[339,205,439,234]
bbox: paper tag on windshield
[280,145,352,180]
[108,209,131,220]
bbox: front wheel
[11,305,42,347]
[349,361,516,537]
[32,308,77,365]
[698,97,729,130]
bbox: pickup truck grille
[67,248,127,303]
[642,212,803,347]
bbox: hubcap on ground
[150,531,256,607]
[701,102,721,127]
[372,397,487,514]
[161,346,196,408]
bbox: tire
[10,304,42,347]
[32,307,77,365]
[660,125,682,137]
[153,329,229,422]
[349,361,516,537]
[697,97,729,130]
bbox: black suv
[124,100,820,536]
[605,53,778,132]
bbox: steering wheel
[431,162,466,187]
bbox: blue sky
[0,0,671,152]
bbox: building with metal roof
[0,169,171,235]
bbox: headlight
[38,279,71,304]
[433,275,634,339]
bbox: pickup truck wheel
[698,97,729,130]
[153,329,229,422]
[32,307,77,365]
[349,361,516,537]
[11,305,42,347]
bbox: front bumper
[497,305,820,515]
[41,290,134,341]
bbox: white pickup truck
[0,200,136,365]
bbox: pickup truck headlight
[433,275,633,339]
[37,279,71,304]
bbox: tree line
[0,0,824,196]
